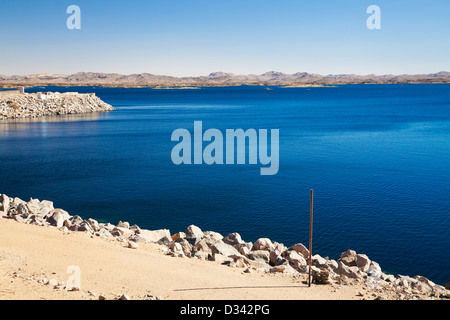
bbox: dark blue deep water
[1,84,449,285]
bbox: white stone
[140,229,171,243]
[252,238,274,251]
[211,242,240,257]
[0,194,10,213]
[185,225,204,239]
[46,209,70,228]
[289,243,309,259]
[127,241,139,249]
[356,254,371,272]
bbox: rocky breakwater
[1,193,449,300]
[0,90,114,120]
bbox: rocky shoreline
[0,90,114,120]
[1,193,449,300]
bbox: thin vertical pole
[308,189,314,287]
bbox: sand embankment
[0,218,363,300]
[0,193,449,300]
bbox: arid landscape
[1,71,449,88]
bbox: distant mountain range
[1,71,449,87]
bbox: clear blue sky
[0,0,449,76]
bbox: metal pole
[308,189,314,287]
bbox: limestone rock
[17,203,29,216]
[238,245,251,256]
[185,225,204,239]
[78,221,95,234]
[229,254,251,268]
[100,223,115,231]
[87,218,100,232]
[27,215,46,226]
[156,236,172,247]
[286,250,308,271]
[212,253,233,264]
[127,241,139,249]
[381,273,395,283]
[367,261,382,277]
[312,268,332,284]
[139,229,171,243]
[39,200,54,211]
[223,233,244,247]
[0,194,10,213]
[284,264,299,275]
[46,209,70,228]
[312,254,328,267]
[248,250,270,263]
[193,251,210,260]
[171,232,186,241]
[68,215,84,230]
[327,259,339,271]
[194,237,216,254]
[128,234,150,243]
[289,243,309,260]
[211,242,240,257]
[336,261,363,279]
[26,202,40,215]
[340,249,357,267]
[413,276,435,293]
[203,231,223,242]
[355,254,371,272]
[170,242,185,256]
[174,238,193,257]
[252,238,274,251]
[117,221,130,229]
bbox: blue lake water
[1,84,449,285]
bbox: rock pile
[0,91,114,120]
[1,193,449,300]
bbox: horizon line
[2,70,450,78]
